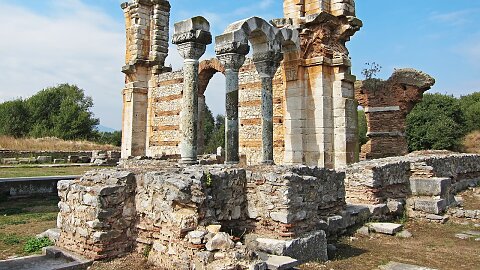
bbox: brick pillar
[121,0,171,158]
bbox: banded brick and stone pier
[355,69,435,160]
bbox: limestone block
[368,223,403,235]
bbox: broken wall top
[283,0,356,20]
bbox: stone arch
[215,17,300,164]
[198,58,225,95]
[197,58,226,154]
[217,16,300,56]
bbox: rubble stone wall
[345,152,480,205]
[56,170,137,260]
[147,70,183,156]
[56,163,345,267]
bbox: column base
[179,158,198,165]
[224,161,240,165]
[261,160,275,165]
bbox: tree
[459,92,480,132]
[204,114,225,154]
[25,84,99,140]
[406,93,467,151]
[0,99,30,138]
[94,131,122,146]
[203,105,215,153]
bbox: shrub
[24,237,53,253]
[406,93,467,151]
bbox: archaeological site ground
[0,1,479,270]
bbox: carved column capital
[172,16,212,61]
[217,53,246,72]
[176,42,208,61]
[253,51,283,78]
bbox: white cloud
[430,9,479,26]
[0,0,125,129]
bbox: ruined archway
[197,58,225,154]
[215,17,299,164]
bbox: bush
[24,237,53,253]
[406,93,467,151]
[459,92,480,133]
[0,84,99,141]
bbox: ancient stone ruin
[121,0,361,169]
[356,69,436,160]
[52,1,480,270]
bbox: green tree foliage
[0,84,99,140]
[94,131,122,147]
[204,114,225,154]
[203,105,215,151]
[459,92,480,132]
[406,93,467,151]
[358,109,368,146]
[0,99,30,138]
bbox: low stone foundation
[344,151,480,217]
[56,162,346,269]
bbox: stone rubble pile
[91,150,121,165]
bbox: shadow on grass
[331,243,368,261]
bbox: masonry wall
[146,70,183,156]
[355,69,435,160]
[144,58,286,165]
[344,152,480,205]
[56,163,346,267]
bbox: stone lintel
[364,106,401,113]
[304,56,332,67]
[332,57,351,67]
[335,73,356,83]
[122,87,148,95]
[367,131,405,138]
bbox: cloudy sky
[0,0,479,130]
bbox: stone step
[250,231,328,263]
[368,223,403,235]
[263,254,300,270]
[414,198,447,214]
[410,177,451,197]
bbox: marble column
[254,52,283,164]
[197,94,206,154]
[172,17,212,165]
[217,53,246,164]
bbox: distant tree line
[0,84,121,146]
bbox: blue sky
[0,0,478,129]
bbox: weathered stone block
[414,198,447,215]
[368,223,403,235]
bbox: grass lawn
[0,166,107,178]
[0,195,59,260]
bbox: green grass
[0,166,103,178]
[0,195,59,259]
